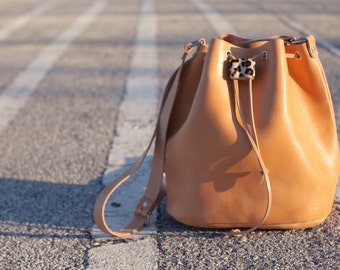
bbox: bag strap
[93,42,202,237]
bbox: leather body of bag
[94,34,340,237]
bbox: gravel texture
[157,201,340,270]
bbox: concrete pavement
[0,0,339,269]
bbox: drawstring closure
[227,51,272,236]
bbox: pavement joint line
[91,0,158,237]
[88,0,158,267]
[194,0,340,58]
[190,0,238,36]
[0,2,51,41]
[0,0,107,136]
[253,0,340,58]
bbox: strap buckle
[289,37,307,44]
[183,38,205,56]
[135,196,153,218]
[145,212,151,226]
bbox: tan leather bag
[94,34,340,237]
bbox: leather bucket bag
[94,34,340,237]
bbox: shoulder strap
[93,42,204,237]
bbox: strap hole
[294,52,301,59]
[225,50,234,61]
[262,51,268,60]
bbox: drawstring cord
[227,51,272,237]
[232,79,272,237]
